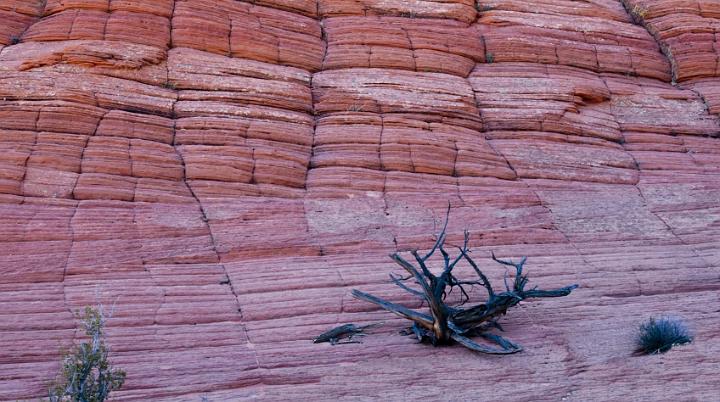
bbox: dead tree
[352,208,578,354]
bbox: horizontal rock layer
[0,1,719,401]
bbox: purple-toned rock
[0,1,719,401]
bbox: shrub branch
[49,306,126,402]
[352,206,578,354]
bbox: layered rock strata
[0,0,719,400]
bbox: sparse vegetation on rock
[631,4,648,19]
[49,306,126,402]
[636,316,692,355]
[352,207,578,354]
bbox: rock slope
[0,0,719,400]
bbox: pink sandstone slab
[622,0,720,82]
[477,1,671,81]
[0,1,719,401]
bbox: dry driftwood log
[352,208,578,354]
[313,322,384,345]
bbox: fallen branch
[313,322,384,345]
[352,206,578,354]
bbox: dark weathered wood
[351,290,434,329]
[313,322,384,345]
[450,332,522,354]
[351,207,578,354]
[389,273,426,300]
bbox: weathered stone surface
[169,48,312,113]
[1,1,720,401]
[0,1,44,46]
[23,9,171,49]
[313,68,482,125]
[0,40,168,86]
[172,0,324,71]
[477,1,671,81]
[0,73,176,115]
[470,63,618,139]
[490,135,639,184]
[623,0,720,82]
[173,91,314,190]
[323,16,483,76]
[311,113,515,181]
[605,75,720,135]
[684,78,720,118]
[318,0,477,23]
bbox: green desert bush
[636,316,692,355]
[49,306,126,402]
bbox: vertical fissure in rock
[71,110,107,199]
[60,201,80,320]
[6,0,47,44]
[618,0,676,83]
[617,121,712,263]
[529,189,600,274]
[170,111,260,366]
[451,140,459,178]
[400,26,417,71]
[465,51,594,260]
[478,34,489,67]
[18,119,40,197]
[378,115,385,171]
[633,183,712,268]
[319,20,329,69]
[168,0,177,48]
[101,6,109,39]
[471,90,518,177]
[307,13,330,190]
[685,86,720,131]
[226,15,233,57]
[170,112,245,320]
[249,147,257,184]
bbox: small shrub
[49,306,126,402]
[9,35,20,45]
[631,4,648,19]
[485,52,495,64]
[636,316,692,355]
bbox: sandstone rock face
[622,0,720,82]
[0,1,719,401]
